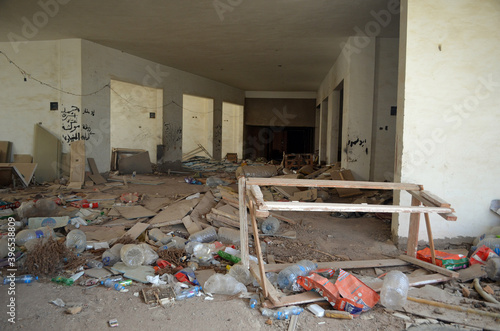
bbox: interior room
[0,1,499,330]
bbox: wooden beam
[238,176,249,268]
[264,259,409,273]
[421,191,451,208]
[406,196,421,257]
[248,185,268,210]
[399,255,460,278]
[248,199,268,297]
[424,213,436,265]
[262,201,453,214]
[407,190,457,221]
[246,178,421,191]
[249,261,282,306]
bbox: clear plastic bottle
[261,306,303,320]
[249,294,259,309]
[3,274,38,284]
[169,236,187,248]
[176,286,202,300]
[102,243,123,266]
[485,256,500,281]
[261,216,280,235]
[138,243,159,265]
[188,226,218,243]
[65,229,87,253]
[228,263,254,285]
[218,227,240,245]
[15,229,37,246]
[192,242,215,263]
[380,270,409,310]
[277,260,318,290]
[102,279,125,291]
[34,226,56,239]
[120,244,145,268]
[86,259,103,268]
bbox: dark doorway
[244,126,314,161]
[338,86,344,161]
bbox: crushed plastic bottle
[192,242,215,263]
[188,227,218,243]
[176,285,202,300]
[204,273,247,295]
[249,294,259,309]
[261,306,303,320]
[120,244,145,268]
[217,250,241,264]
[65,229,87,253]
[260,216,280,235]
[102,279,126,292]
[277,260,318,290]
[15,229,38,246]
[380,270,409,310]
[86,260,103,269]
[228,263,254,285]
[138,243,159,265]
[3,274,38,284]
[51,276,74,286]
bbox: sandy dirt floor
[0,174,473,330]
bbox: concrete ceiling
[0,0,399,91]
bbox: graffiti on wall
[61,106,96,143]
[164,122,182,151]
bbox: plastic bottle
[102,279,125,291]
[228,263,253,285]
[138,243,159,265]
[277,260,318,290]
[35,226,56,239]
[120,244,145,268]
[476,238,500,255]
[188,226,218,243]
[102,248,120,266]
[218,227,241,245]
[65,229,87,253]
[261,306,303,320]
[176,285,202,300]
[249,294,259,309]
[15,229,38,246]
[193,242,215,263]
[51,276,74,286]
[148,228,168,242]
[217,250,241,264]
[380,270,409,310]
[86,259,103,269]
[169,236,187,248]
[485,256,500,281]
[205,177,227,187]
[261,216,280,235]
[3,274,38,284]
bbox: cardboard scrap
[0,163,37,187]
[182,215,202,235]
[80,225,126,242]
[118,151,152,174]
[68,140,85,189]
[28,216,69,229]
[329,169,363,198]
[111,262,155,283]
[123,222,150,240]
[292,188,318,202]
[115,205,156,220]
[149,198,200,225]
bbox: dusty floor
[0,174,486,330]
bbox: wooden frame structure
[238,177,457,307]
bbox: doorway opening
[182,94,214,158]
[221,102,244,160]
[110,80,163,162]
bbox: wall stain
[164,123,182,151]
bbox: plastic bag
[417,247,469,270]
[204,273,247,295]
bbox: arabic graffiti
[61,106,96,143]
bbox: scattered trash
[261,306,303,320]
[50,298,65,307]
[380,271,409,310]
[108,319,119,328]
[307,303,325,317]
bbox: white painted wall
[317,37,375,180]
[182,94,214,158]
[80,39,244,170]
[0,39,81,160]
[394,0,500,243]
[221,102,244,159]
[370,38,399,182]
[110,80,163,162]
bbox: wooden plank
[123,221,150,239]
[249,261,282,305]
[248,199,268,298]
[89,173,106,185]
[238,176,249,268]
[407,190,457,221]
[262,201,453,214]
[264,259,409,273]
[330,169,363,197]
[421,191,451,208]
[207,213,248,230]
[248,185,267,210]
[182,215,202,235]
[424,213,436,264]
[222,196,297,225]
[398,255,459,278]
[304,166,331,179]
[246,177,422,191]
[274,186,300,199]
[33,124,61,183]
[69,140,85,188]
[211,207,239,222]
[150,219,183,228]
[407,196,421,257]
[292,188,317,201]
[13,154,32,163]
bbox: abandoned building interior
[0,1,499,330]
